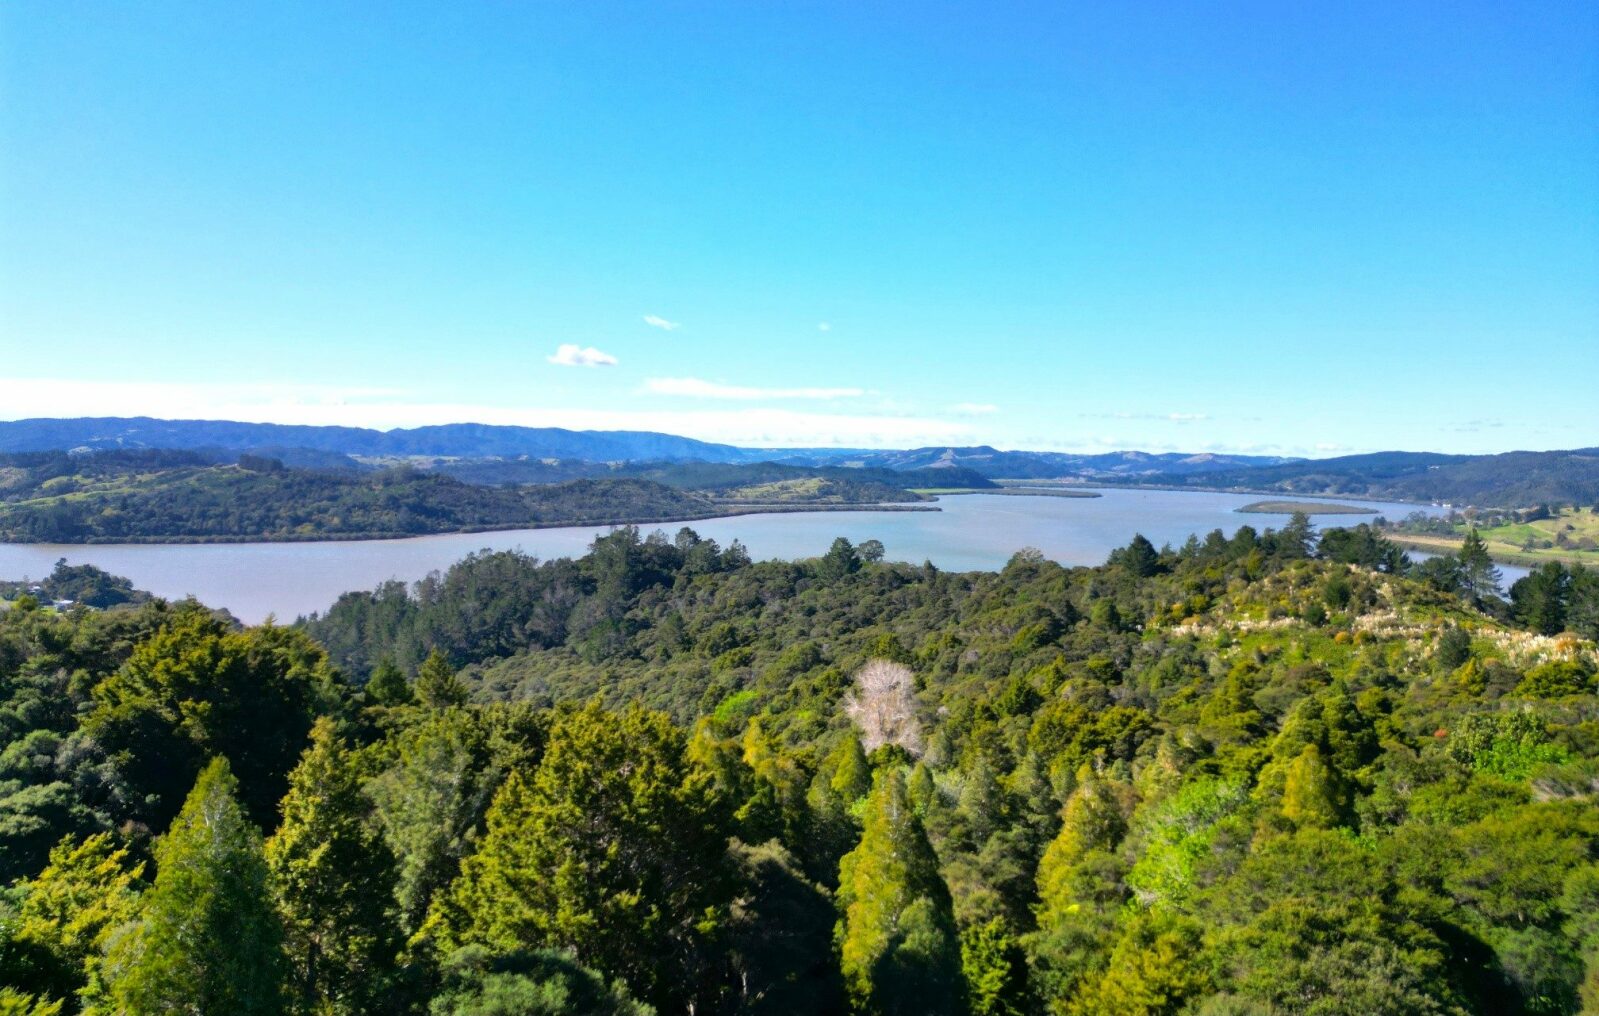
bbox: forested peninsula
[0,451,953,543]
[3,519,1597,1014]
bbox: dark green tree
[1458,528,1502,601]
[266,717,402,1015]
[366,657,414,707]
[434,703,733,1013]
[1511,562,1571,635]
[817,538,863,581]
[415,649,470,709]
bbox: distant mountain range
[1133,448,1599,509]
[1,417,1593,507]
[0,419,1295,476]
[0,417,742,462]
[758,445,1302,477]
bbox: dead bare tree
[844,658,923,756]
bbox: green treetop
[415,649,470,709]
[10,833,144,1008]
[1458,527,1502,601]
[432,703,734,1013]
[835,768,962,1016]
[100,758,286,1016]
[266,717,403,1016]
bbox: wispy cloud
[950,402,999,415]
[644,377,866,400]
[818,322,831,332]
[1081,411,1210,423]
[643,314,681,332]
[547,344,619,368]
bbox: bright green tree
[266,717,402,1015]
[0,989,63,1016]
[835,769,962,1016]
[961,917,1029,1016]
[1029,775,1129,1010]
[1281,744,1341,830]
[100,758,286,1016]
[434,703,733,1013]
[10,833,143,1007]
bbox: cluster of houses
[0,582,83,612]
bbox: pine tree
[956,756,1004,847]
[1458,527,1502,601]
[1029,775,1129,1009]
[415,649,469,709]
[835,769,962,1016]
[366,657,413,707]
[961,917,1029,1016]
[829,734,872,804]
[266,717,402,1015]
[101,758,286,1016]
[366,709,500,932]
[1281,744,1341,830]
[434,703,733,1013]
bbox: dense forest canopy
[2,518,1598,1014]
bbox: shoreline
[0,501,941,547]
[1005,479,1440,511]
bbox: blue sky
[2,2,1595,455]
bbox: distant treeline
[1130,448,1599,508]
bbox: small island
[1237,500,1377,516]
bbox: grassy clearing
[1389,513,1599,570]
[1237,500,1376,515]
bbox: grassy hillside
[1389,506,1599,569]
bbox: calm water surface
[0,489,1469,623]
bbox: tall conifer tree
[835,769,962,1016]
[266,717,403,1015]
[101,758,286,1016]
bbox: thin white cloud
[645,377,866,401]
[1083,411,1210,422]
[949,402,999,416]
[547,344,618,368]
[0,378,967,448]
[643,315,681,331]
[818,322,831,332]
